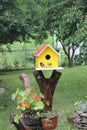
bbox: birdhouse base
[35,67,64,71]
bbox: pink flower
[33,94,40,100]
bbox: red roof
[34,44,48,57]
[34,44,59,57]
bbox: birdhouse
[34,44,60,70]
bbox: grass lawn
[0,66,87,130]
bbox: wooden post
[33,70,62,110]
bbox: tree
[0,0,49,44]
[0,0,22,44]
[43,0,87,67]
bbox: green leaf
[21,105,26,111]
[11,93,17,100]
[39,93,44,98]
[14,114,19,124]
[35,101,44,110]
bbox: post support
[33,70,62,110]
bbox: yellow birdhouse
[34,44,60,70]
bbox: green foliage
[14,114,19,124]
[79,43,87,65]
[0,0,87,50]
[43,0,87,67]
[12,87,44,111]
[13,60,20,69]
[75,101,87,112]
[0,0,23,44]
[0,0,55,45]
[11,86,44,123]
[59,50,68,67]
[74,43,87,65]
[0,0,44,44]
[0,42,38,70]
[74,55,82,66]
[6,44,12,52]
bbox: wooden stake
[33,70,62,110]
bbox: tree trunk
[33,70,62,110]
[68,55,74,67]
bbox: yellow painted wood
[35,46,59,69]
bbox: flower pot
[41,116,58,130]
[67,116,74,123]
[22,111,41,126]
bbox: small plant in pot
[40,107,58,130]
[11,87,44,126]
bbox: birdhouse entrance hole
[45,54,51,60]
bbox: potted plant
[40,107,58,130]
[67,116,74,123]
[11,87,44,126]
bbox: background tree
[0,0,47,44]
[0,0,87,67]
[43,0,87,67]
[0,0,24,44]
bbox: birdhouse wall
[35,47,58,69]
